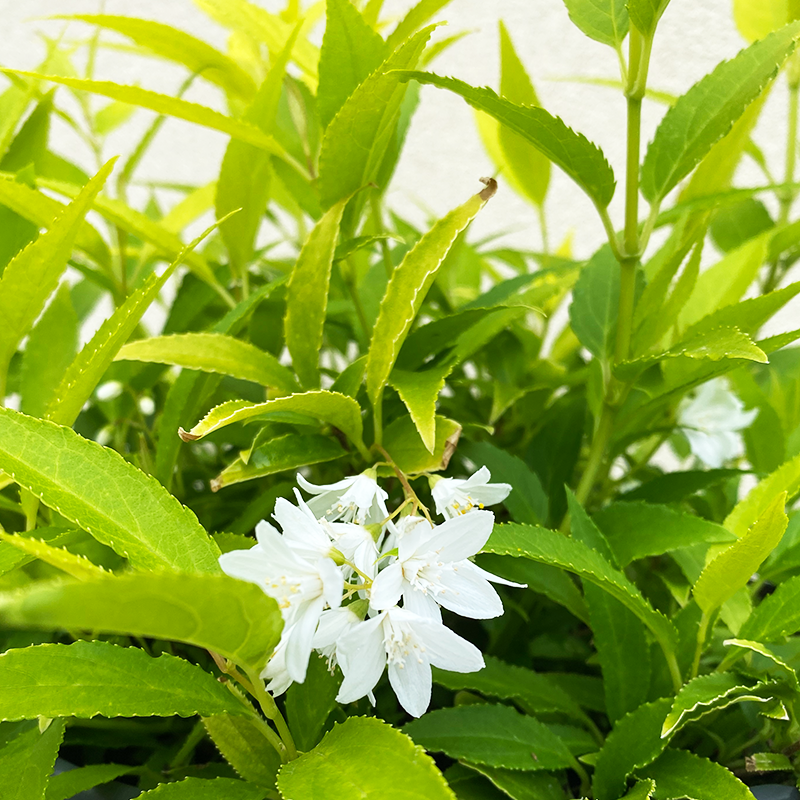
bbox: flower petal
[218,546,270,587]
[285,596,324,683]
[317,557,344,609]
[414,619,485,673]
[336,615,387,703]
[435,563,504,619]
[466,560,526,588]
[370,561,403,610]
[388,652,431,718]
[433,510,495,563]
[402,586,442,621]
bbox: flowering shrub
[2,1,800,799]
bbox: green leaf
[0,571,282,674]
[366,183,493,408]
[734,0,791,41]
[385,0,452,51]
[627,0,671,36]
[19,283,78,418]
[485,524,679,653]
[388,367,449,453]
[0,531,106,580]
[0,528,79,579]
[55,15,257,99]
[383,414,461,474]
[639,749,756,800]
[278,716,455,800]
[695,493,788,614]
[724,452,800,538]
[400,71,615,208]
[318,27,433,209]
[286,653,340,752]
[460,764,567,800]
[203,714,281,787]
[116,333,298,393]
[0,159,112,385]
[179,390,366,456]
[403,704,575,771]
[661,672,769,738]
[739,574,800,642]
[135,777,268,799]
[0,408,220,572]
[0,70,288,156]
[45,763,133,800]
[0,641,252,721]
[561,0,629,48]
[569,244,619,361]
[212,433,345,490]
[592,698,672,800]
[318,0,386,130]
[641,24,800,202]
[594,502,737,566]
[0,719,65,800]
[285,198,348,388]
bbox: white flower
[219,511,343,685]
[313,603,365,669]
[370,510,523,620]
[297,470,389,524]
[677,379,758,468]
[430,466,511,519]
[335,606,485,718]
[327,521,379,581]
[260,628,294,696]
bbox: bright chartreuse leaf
[179,391,367,457]
[382,414,461,474]
[285,197,349,389]
[724,451,800,538]
[0,69,287,156]
[591,698,671,800]
[0,531,106,580]
[639,749,755,799]
[19,283,78,418]
[53,15,257,99]
[485,524,679,653]
[569,244,619,361]
[641,23,800,202]
[212,433,345,490]
[694,493,789,614]
[627,0,671,36]
[561,0,629,48]
[0,719,65,800]
[286,654,341,752]
[400,71,615,208]
[0,641,253,721]
[318,0,386,130]
[318,26,433,210]
[594,501,737,566]
[734,0,794,41]
[45,764,133,800]
[203,714,281,787]
[0,159,112,392]
[115,333,298,393]
[388,367,449,453]
[366,181,495,411]
[277,716,455,800]
[402,704,575,771]
[0,571,282,674]
[135,777,268,799]
[740,574,800,642]
[496,21,550,207]
[0,407,220,573]
[385,0,452,51]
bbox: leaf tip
[178,427,199,442]
[479,176,498,201]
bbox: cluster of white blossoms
[219,466,517,718]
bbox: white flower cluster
[219,467,517,717]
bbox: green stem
[169,720,206,769]
[691,610,711,679]
[574,403,615,509]
[245,668,297,761]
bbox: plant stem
[245,668,297,761]
[574,403,615,509]
[691,610,711,679]
[169,720,206,769]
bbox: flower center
[384,621,425,667]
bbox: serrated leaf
[739,574,800,641]
[485,524,679,654]
[592,698,672,800]
[388,367,449,452]
[0,571,282,674]
[569,244,619,361]
[0,641,252,721]
[366,183,493,408]
[400,71,615,208]
[383,414,461,474]
[0,528,80,579]
[639,749,755,799]
[461,763,567,800]
[45,763,133,800]
[318,0,386,130]
[278,716,455,799]
[136,777,268,798]
[695,493,788,614]
[403,704,574,771]
[179,390,366,456]
[594,502,737,566]
[561,0,629,47]
[318,27,433,209]
[0,159,112,387]
[0,531,106,580]
[641,23,800,202]
[0,407,220,572]
[212,433,345,490]
[627,0,671,36]
[0,69,287,156]
[0,719,65,800]
[203,714,281,787]
[285,197,348,388]
[55,15,256,99]
[385,0,452,51]
[734,0,791,41]
[115,333,298,393]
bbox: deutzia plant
[220,469,521,717]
